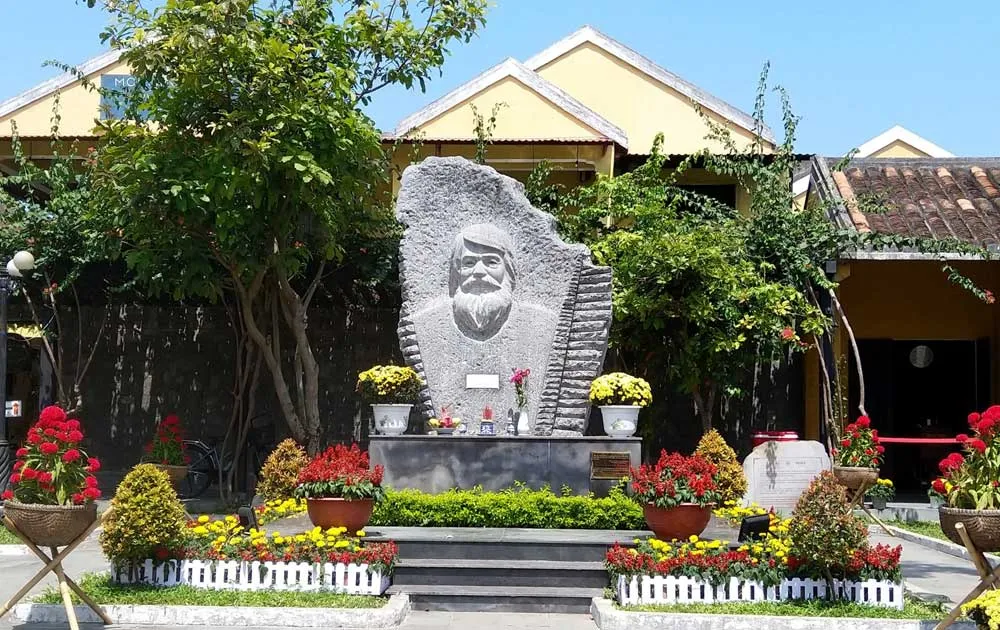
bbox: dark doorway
[850,339,990,496]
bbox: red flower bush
[2,405,101,506]
[831,415,884,468]
[143,414,189,467]
[931,405,1000,509]
[294,444,385,502]
[630,450,721,508]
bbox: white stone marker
[742,440,831,516]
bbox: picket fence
[111,559,390,595]
[616,575,903,610]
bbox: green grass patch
[34,573,386,608]
[0,524,20,545]
[622,597,945,620]
[887,519,949,542]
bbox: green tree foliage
[100,463,189,568]
[0,103,113,414]
[87,0,487,452]
[556,135,824,430]
[695,429,747,504]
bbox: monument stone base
[369,435,641,497]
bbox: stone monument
[395,157,612,435]
[743,440,832,515]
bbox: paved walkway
[870,530,981,605]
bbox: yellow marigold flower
[356,531,366,537]
[334,540,350,549]
[688,535,699,543]
[316,540,326,548]
[198,515,210,524]
[193,526,208,535]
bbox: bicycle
[179,416,275,499]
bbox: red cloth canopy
[878,437,959,445]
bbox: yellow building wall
[804,260,1000,438]
[868,140,931,158]
[414,77,606,141]
[0,60,132,138]
[534,42,769,155]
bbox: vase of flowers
[832,415,883,491]
[866,478,894,511]
[589,373,652,438]
[932,406,1000,551]
[294,443,384,532]
[142,414,190,488]
[357,365,423,436]
[630,450,721,541]
[510,367,531,435]
[2,406,102,547]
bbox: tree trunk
[692,382,716,432]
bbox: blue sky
[2,0,997,156]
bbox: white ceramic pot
[516,409,531,436]
[371,404,411,436]
[601,405,640,438]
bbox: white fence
[112,559,390,596]
[616,575,903,610]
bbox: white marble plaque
[742,440,831,516]
[465,374,500,389]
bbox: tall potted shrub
[2,406,102,547]
[294,444,384,532]
[357,365,422,436]
[630,450,720,540]
[932,406,1000,551]
[832,415,883,491]
[142,414,190,488]
[589,373,652,438]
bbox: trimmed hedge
[370,484,644,529]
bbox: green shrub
[370,484,644,529]
[100,464,188,568]
[695,429,747,504]
[788,470,868,592]
[256,439,309,502]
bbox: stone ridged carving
[395,157,612,435]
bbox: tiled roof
[815,157,1000,249]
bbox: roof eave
[0,49,123,120]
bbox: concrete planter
[590,597,973,630]
[15,594,410,627]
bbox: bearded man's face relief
[449,225,515,340]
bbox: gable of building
[0,51,129,139]
[524,26,774,154]
[393,58,627,148]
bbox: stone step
[388,584,605,614]
[394,558,609,588]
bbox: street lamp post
[0,250,35,495]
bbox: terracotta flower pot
[3,501,97,548]
[153,464,188,488]
[643,503,712,541]
[833,466,879,492]
[306,497,374,532]
[939,506,1000,552]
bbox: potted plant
[294,443,384,532]
[357,365,422,436]
[866,478,894,511]
[589,372,652,438]
[831,415,884,491]
[142,414,190,488]
[2,405,103,547]
[630,450,721,541]
[931,406,1000,551]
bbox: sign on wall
[99,74,139,120]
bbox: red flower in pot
[630,450,721,541]
[294,444,384,533]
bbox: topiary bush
[788,470,868,594]
[100,463,188,569]
[371,484,644,529]
[256,439,309,501]
[695,429,747,504]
